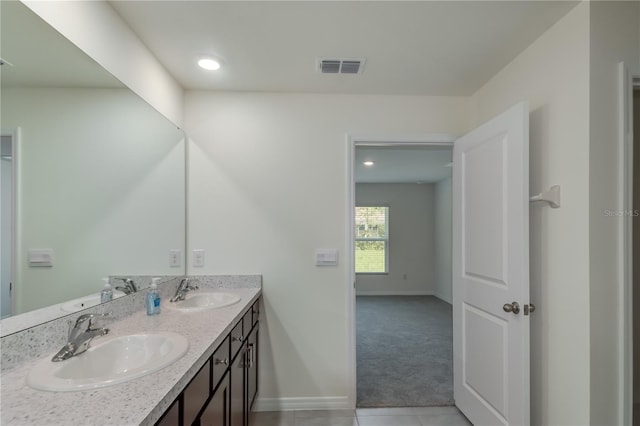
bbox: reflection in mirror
[0,2,185,322]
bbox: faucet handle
[187,278,199,290]
[74,312,110,329]
[115,277,137,292]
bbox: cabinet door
[184,360,212,426]
[230,344,246,426]
[155,397,180,426]
[247,324,259,413]
[201,373,230,426]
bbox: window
[355,206,389,273]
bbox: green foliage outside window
[355,206,388,273]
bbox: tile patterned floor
[249,406,472,426]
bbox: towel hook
[529,185,560,208]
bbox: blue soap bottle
[146,277,161,315]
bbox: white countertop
[0,287,261,426]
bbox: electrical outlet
[169,249,181,267]
[193,249,205,267]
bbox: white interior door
[452,102,530,426]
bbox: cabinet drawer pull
[248,343,255,367]
[214,358,229,366]
[232,335,244,342]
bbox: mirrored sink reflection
[27,332,189,392]
[165,291,241,313]
[60,291,126,313]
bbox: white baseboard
[253,396,351,412]
[355,290,435,296]
[434,292,452,304]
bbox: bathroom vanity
[0,276,261,426]
[157,298,260,426]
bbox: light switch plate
[28,249,54,267]
[193,249,205,267]
[315,249,338,266]
[169,249,181,267]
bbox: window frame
[354,205,389,275]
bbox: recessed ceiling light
[198,58,221,71]
[363,161,375,167]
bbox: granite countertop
[0,287,261,426]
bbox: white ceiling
[4,1,579,183]
[109,0,579,95]
[355,146,453,183]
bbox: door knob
[503,301,520,314]
[524,303,536,316]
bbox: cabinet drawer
[183,359,211,426]
[251,300,260,326]
[230,319,244,360]
[212,336,230,391]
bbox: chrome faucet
[52,313,110,362]
[114,278,138,294]
[170,278,198,302]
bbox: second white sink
[166,291,241,312]
[27,332,189,392]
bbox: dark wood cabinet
[229,344,245,426]
[155,297,260,426]
[201,374,230,426]
[184,360,211,426]
[246,324,258,412]
[156,398,180,426]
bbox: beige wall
[435,177,452,304]
[185,91,470,408]
[355,183,437,296]
[634,88,640,407]
[471,3,590,424]
[2,87,185,313]
[588,2,640,424]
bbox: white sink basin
[27,332,189,392]
[166,291,241,312]
[60,291,126,313]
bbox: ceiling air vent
[317,58,366,74]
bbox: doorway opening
[348,138,455,408]
[1,130,16,319]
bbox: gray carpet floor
[356,296,454,408]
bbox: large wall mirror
[0,1,186,327]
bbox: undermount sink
[60,291,126,313]
[27,332,189,392]
[166,291,241,312]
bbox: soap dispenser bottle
[100,278,113,303]
[146,277,161,315]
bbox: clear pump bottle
[100,278,113,303]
